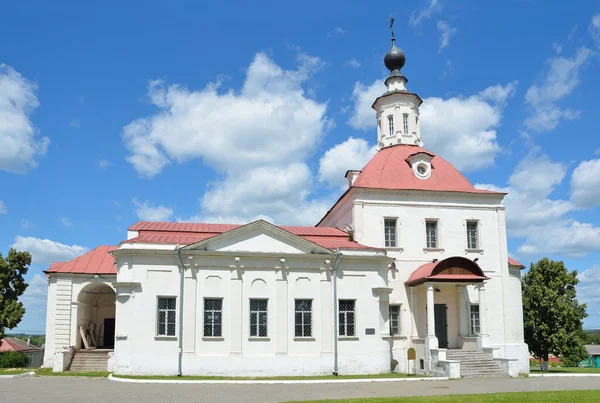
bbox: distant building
[0,337,43,367]
[42,31,528,378]
[582,345,600,368]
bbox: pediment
[182,220,332,255]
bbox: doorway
[434,304,448,348]
[103,318,115,348]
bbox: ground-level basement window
[250,299,268,337]
[204,298,223,337]
[389,305,401,335]
[339,300,356,336]
[470,304,480,335]
[295,299,312,337]
[157,297,176,336]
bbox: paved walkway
[2,376,599,403]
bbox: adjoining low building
[581,345,600,368]
[0,337,44,367]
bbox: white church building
[43,33,529,378]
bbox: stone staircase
[68,349,111,372]
[446,350,508,378]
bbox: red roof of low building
[405,257,489,286]
[45,246,117,275]
[352,145,504,194]
[124,221,376,250]
[508,257,525,268]
[0,337,41,352]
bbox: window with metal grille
[204,298,222,337]
[403,114,409,134]
[339,300,356,337]
[426,220,438,248]
[470,304,480,335]
[388,116,394,136]
[467,220,479,249]
[389,305,401,335]
[384,218,397,247]
[250,299,268,337]
[157,297,176,336]
[294,299,312,337]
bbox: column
[275,271,288,355]
[410,287,419,338]
[458,286,468,338]
[230,269,243,355]
[426,284,435,337]
[478,283,488,336]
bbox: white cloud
[318,137,377,189]
[18,273,48,317]
[347,79,386,130]
[345,58,361,69]
[124,53,331,226]
[332,27,345,35]
[524,47,592,132]
[59,217,72,228]
[570,158,600,209]
[20,219,34,230]
[437,20,457,52]
[70,119,80,128]
[133,199,174,221]
[409,0,441,26]
[0,64,49,173]
[552,42,563,54]
[11,236,88,265]
[476,154,600,257]
[590,13,600,47]
[99,159,112,169]
[578,266,600,326]
[348,80,517,172]
[0,200,5,214]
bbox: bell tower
[373,22,423,149]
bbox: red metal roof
[0,337,41,352]
[508,257,525,268]
[45,246,117,275]
[351,145,503,194]
[405,257,489,286]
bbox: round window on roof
[417,163,428,175]
[414,162,430,179]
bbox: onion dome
[384,36,406,73]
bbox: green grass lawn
[113,372,424,381]
[35,368,111,377]
[282,390,600,403]
[530,366,600,373]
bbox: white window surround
[389,304,402,336]
[204,298,223,338]
[295,299,313,338]
[425,219,439,249]
[383,217,399,248]
[470,303,480,335]
[339,299,356,337]
[465,219,484,253]
[156,296,177,337]
[249,298,268,338]
[403,113,409,134]
[387,115,394,137]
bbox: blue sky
[1,0,599,333]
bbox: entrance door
[103,318,115,348]
[434,304,448,348]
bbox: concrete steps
[68,350,111,372]
[446,350,508,378]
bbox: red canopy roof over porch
[405,256,489,286]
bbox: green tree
[0,249,31,340]
[523,258,588,370]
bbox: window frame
[294,299,313,338]
[466,220,480,250]
[387,115,394,136]
[203,298,223,338]
[156,296,177,337]
[249,298,269,338]
[383,217,398,248]
[470,303,480,335]
[338,299,356,337]
[403,113,409,134]
[389,304,401,336]
[425,219,439,249]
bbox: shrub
[0,351,29,368]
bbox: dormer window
[403,114,409,134]
[388,116,394,136]
[406,152,434,180]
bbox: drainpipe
[332,248,343,376]
[175,246,185,377]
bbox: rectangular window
[384,218,398,247]
[157,297,176,336]
[339,300,356,337]
[250,299,268,337]
[388,116,394,136]
[470,304,480,335]
[389,305,401,335]
[403,114,409,134]
[426,220,438,248]
[467,220,479,249]
[295,299,312,337]
[204,298,222,337]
